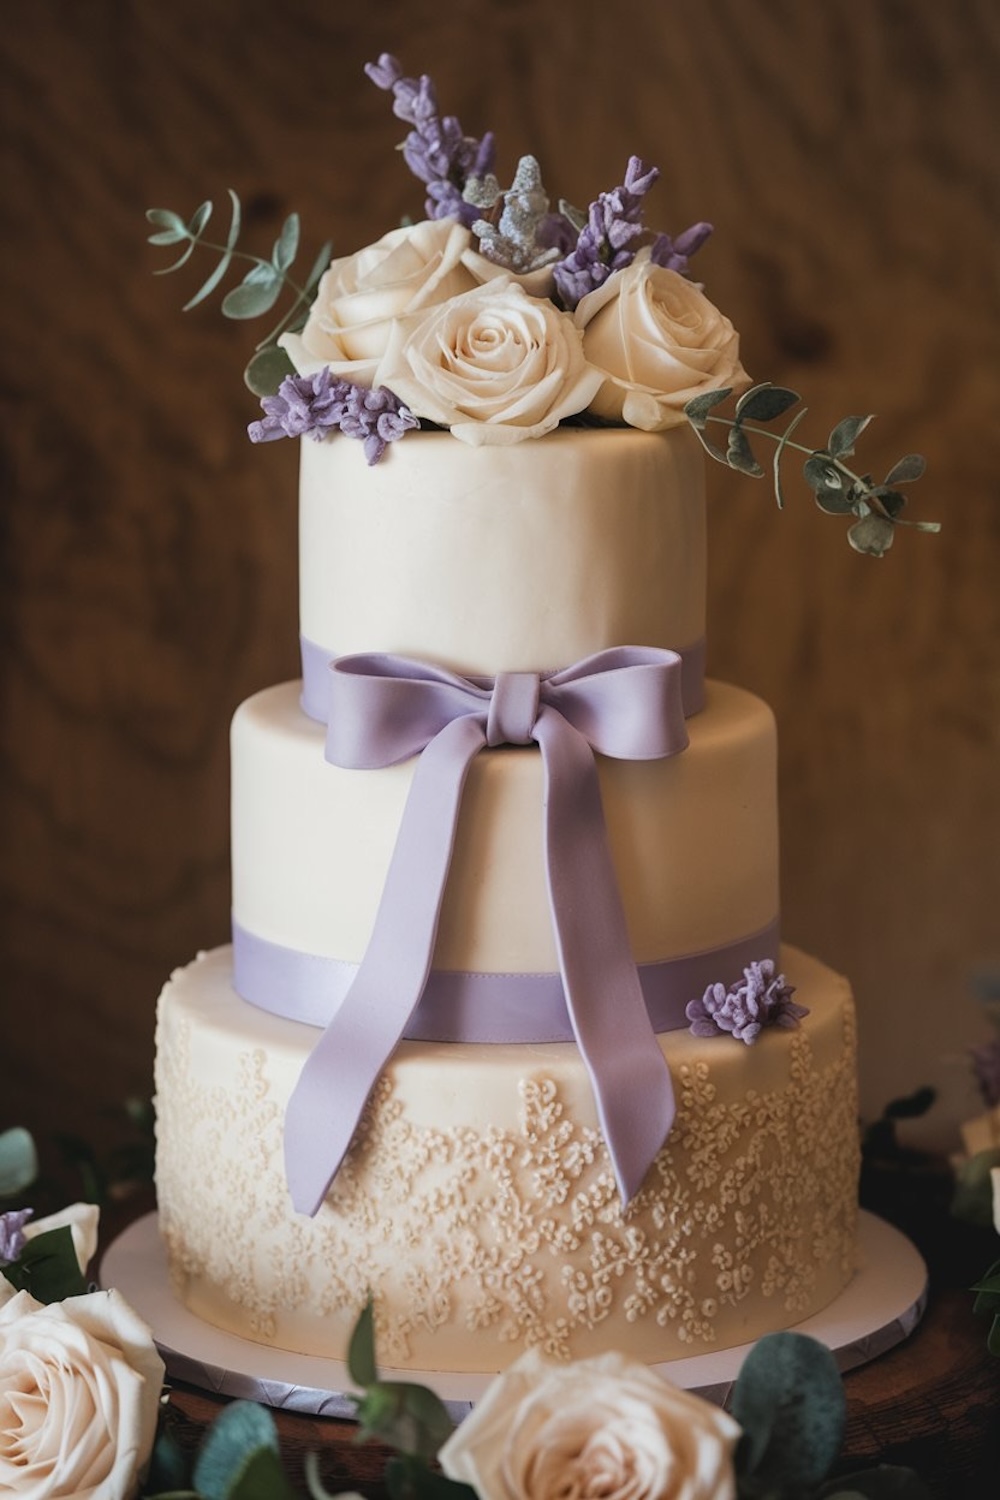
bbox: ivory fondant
[155,945,859,1373]
[298,426,706,676]
[231,678,779,973]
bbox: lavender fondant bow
[284,645,689,1217]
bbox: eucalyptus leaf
[146,1426,190,1494]
[192,1401,279,1500]
[226,1445,299,1500]
[848,513,894,556]
[5,1225,87,1304]
[146,208,188,239]
[771,404,810,510]
[183,189,243,312]
[245,343,295,396]
[188,199,213,238]
[303,238,335,297]
[222,267,283,320]
[884,453,926,486]
[385,1453,476,1500]
[731,1331,846,1491]
[683,387,733,430]
[726,425,763,477]
[827,413,873,458]
[805,455,856,514]
[355,1379,453,1461]
[686,422,731,467]
[272,213,301,273]
[734,383,800,424]
[147,227,190,247]
[348,1297,379,1387]
[0,1127,38,1197]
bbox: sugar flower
[249,369,418,464]
[366,53,495,226]
[687,959,808,1044]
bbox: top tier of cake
[298,425,706,680]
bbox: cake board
[101,1210,927,1417]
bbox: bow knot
[284,645,691,1218]
[486,671,540,746]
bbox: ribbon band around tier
[271,645,718,1219]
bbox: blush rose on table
[0,1204,164,1500]
[439,1348,741,1500]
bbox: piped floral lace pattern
[155,996,858,1365]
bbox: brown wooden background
[2,0,998,1167]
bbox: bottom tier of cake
[154,945,859,1374]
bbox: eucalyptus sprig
[146,191,332,395]
[685,384,940,557]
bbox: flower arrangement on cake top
[148,55,939,556]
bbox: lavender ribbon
[284,646,689,1217]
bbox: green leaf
[4,1225,87,1304]
[827,413,874,458]
[354,1380,455,1461]
[222,265,282,319]
[146,207,189,241]
[731,1331,846,1491]
[804,454,854,513]
[192,1401,279,1500]
[227,1445,299,1500]
[347,1296,379,1388]
[0,1127,38,1197]
[884,453,926,486]
[245,343,295,396]
[385,1453,476,1500]
[146,1425,190,1494]
[683,387,732,430]
[735,383,800,424]
[771,404,810,510]
[183,189,243,312]
[686,421,732,467]
[188,199,213,238]
[726,425,763,477]
[272,213,301,273]
[848,513,895,556]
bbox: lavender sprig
[687,960,808,1045]
[248,368,419,464]
[649,220,714,275]
[552,156,660,309]
[366,54,496,227]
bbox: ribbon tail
[284,714,486,1216]
[535,711,677,1207]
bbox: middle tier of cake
[231,678,779,989]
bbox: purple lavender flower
[0,1207,33,1266]
[553,156,660,309]
[366,54,496,227]
[649,220,714,275]
[686,960,808,1045]
[248,368,419,464]
[971,1036,1000,1107]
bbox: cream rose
[373,278,603,445]
[575,251,748,431]
[439,1348,741,1500]
[0,1287,164,1498]
[280,218,477,385]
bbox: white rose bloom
[575,251,748,431]
[280,218,477,385]
[440,1347,741,1500]
[373,278,603,445]
[0,1287,164,1498]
